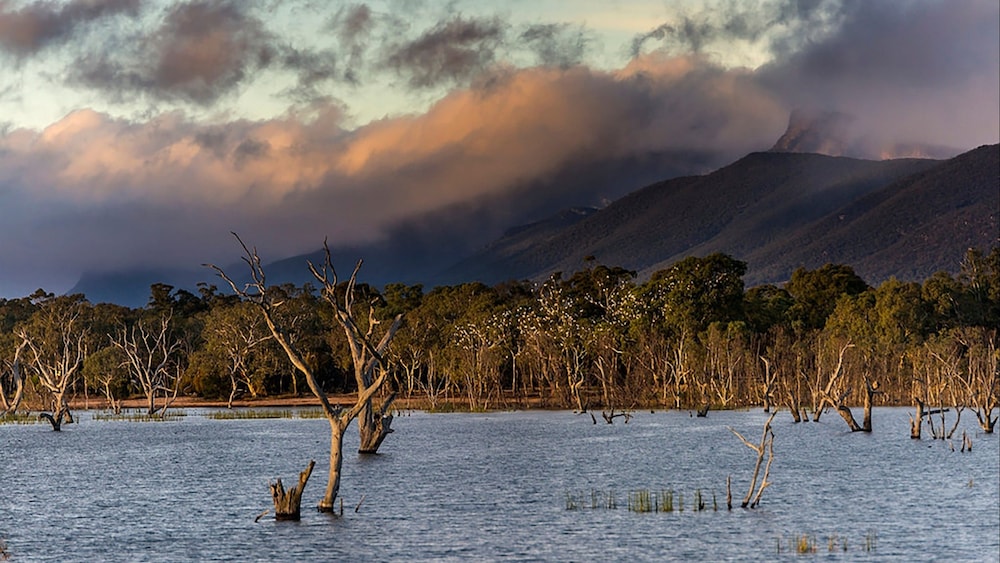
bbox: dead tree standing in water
[15,295,89,431]
[728,411,777,508]
[307,242,402,454]
[209,235,399,512]
[0,341,26,417]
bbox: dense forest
[2,247,997,432]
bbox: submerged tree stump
[270,460,315,521]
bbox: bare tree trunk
[1,343,26,417]
[39,392,73,431]
[760,357,775,413]
[910,398,924,439]
[729,412,777,509]
[319,418,347,512]
[358,394,395,454]
[271,460,315,521]
[861,378,878,433]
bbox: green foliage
[786,263,868,330]
[744,284,793,333]
[644,253,747,334]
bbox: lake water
[1,408,998,561]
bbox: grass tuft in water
[208,408,292,420]
[794,534,816,554]
[777,531,874,554]
[865,529,877,552]
[565,490,617,511]
[93,410,186,422]
[660,489,674,513]
[628,490,653,513]
[0,412,44,425]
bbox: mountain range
[70,121,999,306]
[447,144,997,288]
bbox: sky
[0,0,997,299]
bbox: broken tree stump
[270,460,315,521]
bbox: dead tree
[811,342,854,422]
[909,398,925,439]
[209,235,396,512]
[15,296,89,431]
[959,330,998,433]
[0,341,27,417]
[113,313,183,417]
[270,460,315,521]
[307,240,403,454]
[828,376,879,433]
[728,411,777,508]
[760,356,777,413]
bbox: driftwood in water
[270,460,315,521]
[601,408,632,424]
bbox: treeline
[1,247,997,430]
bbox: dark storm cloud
[382,14,507,88]
[328,3,377,84]
[519,23,590,68]
[0,0,139,58]
[70,0,277,104]
[758,0,999,149]
[630,0,845,59]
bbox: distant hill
[70,149,721,306]
[446,145,998,287]
[744,144,1000,285]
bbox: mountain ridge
[68,143,999,306]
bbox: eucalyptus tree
[638,254,747,409]
[956,327,998,433]
[201,300,274,407]
[82,346,129,414]
[113,313,185,416]
[210,236,400,511]
[0,296,37,417]
[1,340,26,417]
[785,263,868,331]
[14,292,91,430]
[529,272,614,412]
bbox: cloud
[519,23,591,68]
[70,0,277,104]
[0,54,787,295]
[0,0,139,58]
[629,0,844,59]
[382,14,507,88]
[758,0,1000,149]
[0,0,996,298]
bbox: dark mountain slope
[449,152,939,284]
[744,144,999,285]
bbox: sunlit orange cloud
[4,54,784,218]
[328,57,784,216]
[0,53,790,294]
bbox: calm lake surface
[1,408,998,562]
